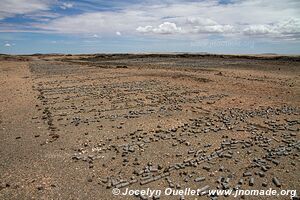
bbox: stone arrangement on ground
[0,54,299,199]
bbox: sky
[0,0,300,54]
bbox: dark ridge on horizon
[1,53,300,62]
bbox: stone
[194,177,206,182]
[249,178,254,186]
[243,172,252,177]
[272,177,281,187]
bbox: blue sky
[0,0,299,54]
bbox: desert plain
[0,54,299,199]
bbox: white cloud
[25,11,60,22]
[4,43,11,47]
[137,22,182,34]
[136,18,234,35]
[187,17,218,26]
[0,0,50,20]
[60,2,73,10]
[116,31,122,36]
[243,18,300,38]
[243,25,274,35]
[153,22,182,34]
[193,25,234,34]
[136,26,153,33]
[2,0,299,40]
[37,12,140,34]
[278,18,300,34]
[185,17,235,34]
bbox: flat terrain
[0,54,299,200]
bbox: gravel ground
[0,54,299,200]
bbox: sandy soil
[0,54,299,200]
